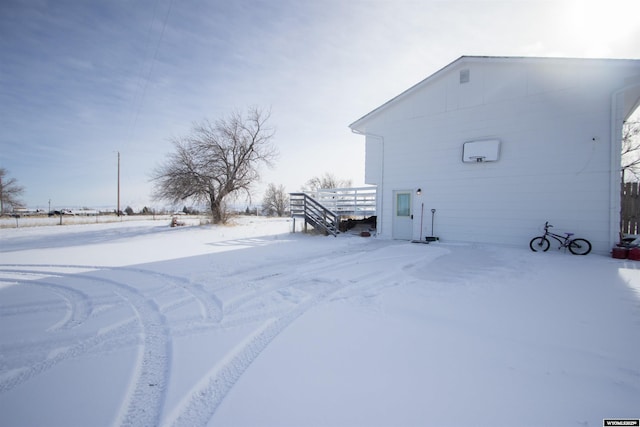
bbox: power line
[127,0,175,139]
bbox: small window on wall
[462,139,501,163]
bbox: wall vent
[460,69,470,84]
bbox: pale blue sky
[2,0,639,210]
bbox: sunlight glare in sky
[563,1,640,56]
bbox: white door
[392,190,413,240]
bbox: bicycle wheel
[529,236,550,252]
[568,238,591,255]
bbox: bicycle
[529,221,592,255]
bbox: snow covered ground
[0,216,638,427]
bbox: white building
[349,56,640,253]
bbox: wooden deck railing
[312,186,376,218]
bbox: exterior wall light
[416,188,422,195]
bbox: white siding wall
[364,137,383,185]
[363,60,637,253]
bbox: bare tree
[0,167,25,214]
[621,120,640,181]
[152,107,277,224]
[302,172,352,193]
[262,183,288,217]
[619,119,640,241]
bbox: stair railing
[289,193,338,236]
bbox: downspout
[610,81,640,248]
[352,129,385,237]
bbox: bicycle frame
[542,228,573,249]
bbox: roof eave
[349,55,640,133]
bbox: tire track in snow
[164,280,343,427]
[218,247,381,316]
[0,320,142,374]
[54,270,171,427]
[0,263,228,426]
[0,268,94,330]
[1,264,224,323]
[0,266,172,427]
[0,319,137,394]
[0,241,392,425]
[163,243,387,426]
[106,266,224,323]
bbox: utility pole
[117,151,121,216]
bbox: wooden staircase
[289,193,339,236]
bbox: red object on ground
[627,247,640,260]
[612,247,629,259]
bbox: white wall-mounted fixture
[462,139,501,163]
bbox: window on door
[396,193,410,217]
